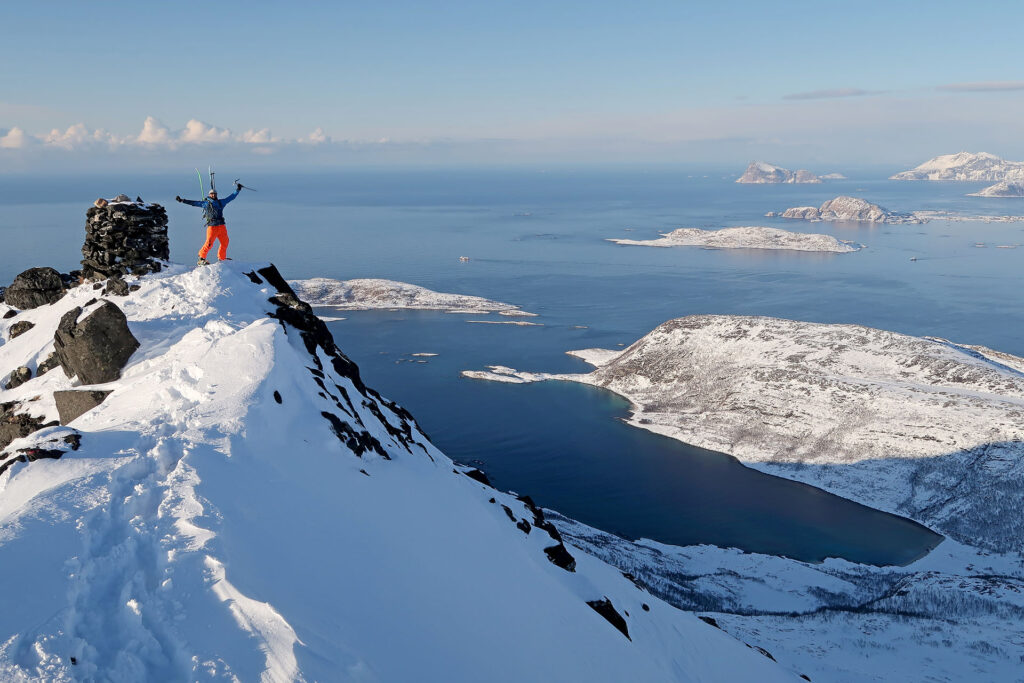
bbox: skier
[176,181,243,265]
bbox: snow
[289,277,534,315]
[891,151,1024,181]
[0,263,795,681]
[607,226,860,252]
[551,513,1024,683]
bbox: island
[606,226,860,253]
[771,195,922,223]
[968,179,1024,197]
[289,277,536,316]
[735,161,821,184]
[890,151,1024,181]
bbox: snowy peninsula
[772,195,922,223]
[290,277,535,315]
[464,315,1024,549]
[735,161,821,184]
[607,226,860,253]
[0,264,794,682]
[464,314,1024,679]
[891,151,1024,181]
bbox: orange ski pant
[199,224,229,260]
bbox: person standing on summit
[176,181,243,265]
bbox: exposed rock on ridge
[53,301,139,384]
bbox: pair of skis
[194,167,258,195]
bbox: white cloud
[43,123,120,149]
[180,119,233,143]
[303,127,330,145]
[137,116,174,145]
[240,128,275,143]
[0,126,31,149]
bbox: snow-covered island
[968,179,1024,197]
[771,195,923,223]
[607,226,860,253]
[464,314,1024,680]
[0,264,796,682]
[735,161,821,184]
[819,172,846,180]
[891,151,1024,181]
[290,277,536,316]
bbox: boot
[197,257,210,266]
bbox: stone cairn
[80,194,169,281]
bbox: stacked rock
[80,195,169,280]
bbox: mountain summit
[0,258,794,681]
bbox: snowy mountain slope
[463,315,1024,553]
[0,264,795,682]
[607,226,860,252]
[550,513,1024,683]
[890,151,1024,181]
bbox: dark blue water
[4,167,1016,564]
[330,310,941,565]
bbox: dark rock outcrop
[37,352,61,376]
[5,366,31,390]
[586,598,631,640]
[103,276,130,297]
[0,401,55,451]
[81,200,168,280]
[54,390,113,425]
[8,320,35,339]
[0,430,82,476]
[4,267,66,310]
[53,302,140,384]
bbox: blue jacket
[181,190,240,226]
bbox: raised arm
[219,189,241,206]
[176,196,204,207]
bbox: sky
[3,0,1024,170]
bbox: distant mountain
[735,161,821,184]
[968,179,1024,197]
[891,152,1024,181]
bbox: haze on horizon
[3,0,1024,171]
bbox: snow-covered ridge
[891,151,1024,181]
[772,195,922,223]
[464,315,1024,553]
[607,226,860,253]
[289,277,536,316]
[0,264,793,681]
[735,161,821,184]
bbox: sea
[4,166,1022,565]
